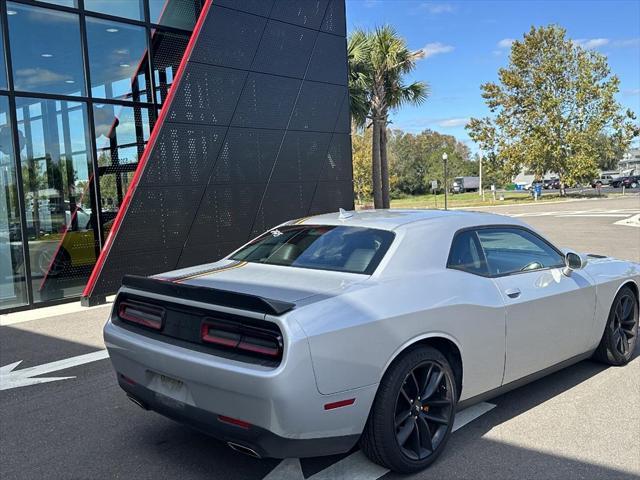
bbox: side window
[476,227,564,276]
[448,230,489,275]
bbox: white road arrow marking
[0,349,109,391]
[262,401,496,480]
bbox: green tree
[467,25,638,194]
[348,26,429,208]
[351,126,373,205]
[388,129,476,196]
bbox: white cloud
[421,42,454,59]
[437,117,470,128]
[573,38,610,49]
[421,2,455,14]
[624,88,640,96]
[497,38,515,49]
[612,38,640,48]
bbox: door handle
[504,288,521,299]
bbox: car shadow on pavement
[382,344,640,480]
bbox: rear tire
[593,286,638,366]
[360,346,457,473]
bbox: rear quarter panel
[583,257,640,348]
[292,269,506,401]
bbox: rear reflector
[218,415,251,429]
[118,301,164,330]
[201,319,283,360]
[324,398,356,410]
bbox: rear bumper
[104,319,376,458]
[119,378,359,458]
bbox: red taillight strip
[217,415,251,429]
[201,319,283,359]
[118,301,165,330]
[324,399,356,411]
[82,0,214,300]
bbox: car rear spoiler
[121,275,295,316]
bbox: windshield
[231,225,395,275]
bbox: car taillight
[118,301,165,330]
[201,319,283,360]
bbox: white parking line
[263,401,496,480]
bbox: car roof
[293,209,519,231]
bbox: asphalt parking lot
[1,195,639,480]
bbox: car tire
[631,182,638,189]
[360,346,457,473]
[593,286,638,366]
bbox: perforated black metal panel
[86,0,353,300]
[251,20,317,78]
[190,6,266,69]
[271,0,329,30]
[213,0,275,17]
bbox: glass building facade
[0,0,204,312]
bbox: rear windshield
[231,225,395,275]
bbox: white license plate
[148,372,194,406]
[159,374,184,393]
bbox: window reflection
[86,18,151,102]
[15,97,97,303]
[7,3,85,96]
[151,29,189,104]
[34,0,77,7]
[84,0,144,21]
[149,0,201,30]
[0,96,27,309]
[94,104,150,227]
[0,18,7,90]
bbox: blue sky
[345,0,640,152]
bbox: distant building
[619,147,640,175]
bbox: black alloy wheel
[611,291,637,356]
[394,361,455,461]
[360,346,457,473]
[594,286,638,365]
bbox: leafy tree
[388,129,476,196]
[351,126,373,205]
[348,26,428,208]
[467,25,638,194]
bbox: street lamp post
[442,152,448,210]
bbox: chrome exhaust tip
[126,394,148,410]
[227,442,261,458]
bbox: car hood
[154,260,368,305]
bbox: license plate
[159,374,184,393]
[148,372,195,406]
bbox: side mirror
[563,251,586,276]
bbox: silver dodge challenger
[104,209,639,473]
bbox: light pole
[442,152,448,210]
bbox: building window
[151,29,190,105]
[34,1,78,7]
[93,103,151,230]
[149,0,201,30]
[0,95,28,310]
[15,97,97,303]
[6,3,85,96]
[84,0,145,21]
[0,17,7,90]
[86,17,152,102]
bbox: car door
[475,227,596,385]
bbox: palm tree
[348,26,429,208]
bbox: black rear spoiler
[121,275,295,316]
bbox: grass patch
[378,190,610,209]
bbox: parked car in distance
[104,209,640,474]
[611,176,639,188]
[543,178,557,189]
[451,176,480,193]
[622,175,640,189]
[591,174,614,188]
